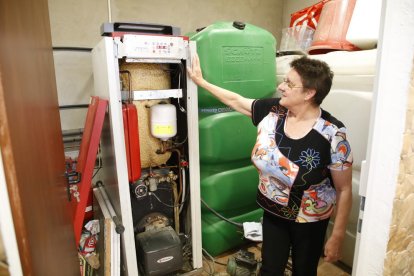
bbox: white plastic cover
[346,0,382,49]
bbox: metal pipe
[179,167,186,214]
[95,181,125,234]
[63,137,82,143]
[119,70,132,103]
[170,149,184,202]
[59,104,89,109]
[62,128,84,136]
[107,0,112,23]
[171,180,180,233]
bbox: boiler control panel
[117,34,188,61]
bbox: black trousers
[260,212,330,276]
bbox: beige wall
[48,0,286,130]
[384,60,414,276]
[111,0,283,41]
[49,0,284,48]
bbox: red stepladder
[69,96,108,246]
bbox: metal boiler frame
[91,35,202,275]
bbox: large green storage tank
[191,21,276,117]
[190,21,276,256]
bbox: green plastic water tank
[199,112,257,164]
[201,208,263,256]
[201,165,259,213]
[190,21,276,113]
[190,21,276,257]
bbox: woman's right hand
[187,54,206,87]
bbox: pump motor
[226,250,260,276]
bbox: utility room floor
[201,243,351,276]
[0,245,351,276]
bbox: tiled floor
[200,243,351,276]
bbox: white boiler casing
[91,35,202,275]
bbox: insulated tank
[190,21,276,256]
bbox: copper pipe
[171,180,180,233]
[169,148,184,203]
[158,144,183,200]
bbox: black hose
[201,198,243,228]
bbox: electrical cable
[201,198,243,228]
[171,62,187,118]
[173,135,188,146]
[92,167,101,179]
[176,72,186,113]
[149,191,185,209]
[201,247,231,271]
[202,248,216,276]
[202,256,214,276]
[215,260,228,266]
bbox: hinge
[357,196,366,233]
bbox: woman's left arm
[324,167,353,262]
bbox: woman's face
[278,69,307,108]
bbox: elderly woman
[187,55,352,276]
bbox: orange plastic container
[308,0,360,55]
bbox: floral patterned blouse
[251,98,353,223]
